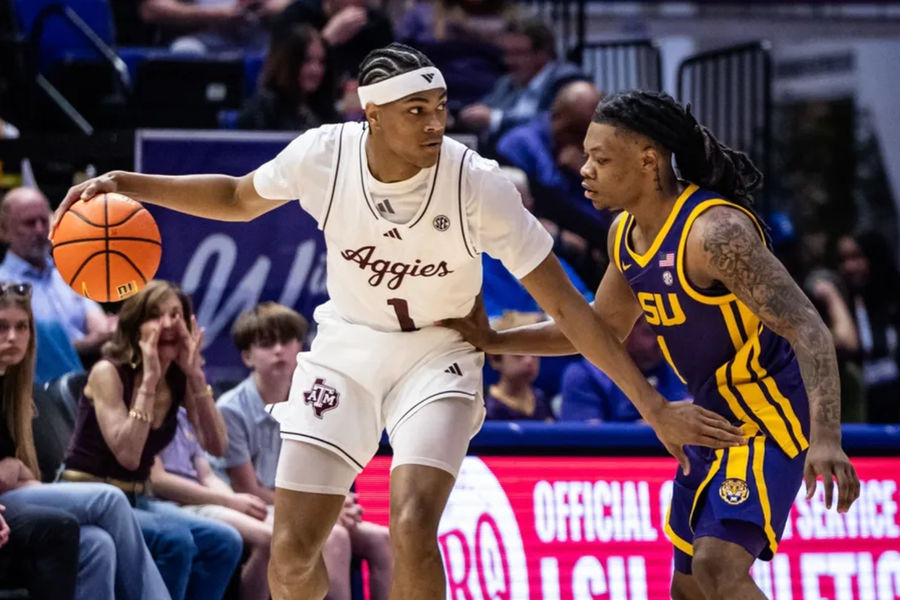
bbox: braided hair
[359,43,434,86]
[594,90,764,214]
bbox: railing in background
[580,39,662,94]
[677,41,773,212]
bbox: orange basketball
[52,192,162,303]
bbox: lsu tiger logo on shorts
[719,478,750,505]
[304,378,340,419]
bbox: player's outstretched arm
[692,206,860,512]
[517,252,746,473]
[52,170,288,235]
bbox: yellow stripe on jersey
[719,303,744,352]
[752,436,779,553]
[749,334,810,452]
[613,213,628,272]
[625,184,698,267]
[664,503,695,556]
[676,199,767,305]
[657,336,687,384]
[725,444,750,481]
[690,448,724,526]
[737,301,759,336]
[716,363,760,438]
[730,332,801,458]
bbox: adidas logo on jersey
[376,200,396,215]
[444,362,462,376]
[421,73,435,83]
[383,228,402,240]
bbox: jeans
[0,482,169,600]
[136,497,243,600]
[0,498,80,600]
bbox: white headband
[357,67,446,107]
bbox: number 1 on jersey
[387,298,417,332]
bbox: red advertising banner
[355,456,900,599]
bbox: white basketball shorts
[267,302,486,474]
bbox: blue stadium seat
[12,0,116,71]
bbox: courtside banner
[135,130,329,381]
[355,456,900,599]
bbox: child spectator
[484,311,554,421]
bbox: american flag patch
[658,252,675,268]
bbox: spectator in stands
[237,24,339,131]
[485,311,554,421]
[833,231,900,423]
[0,500,79,599]
[497,80,611,284]
[805,268,865,422]
[0,280,170,600]
[0,187,116,383]
[483,167,592,319]
[458,17,585,142]
[60,281,243,600]
[153,408,271,600]
[218,302,393,599]
[139,0,290,53]
[398,0,509,111]
[559,320,690,422]
[276,0,393,83]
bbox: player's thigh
[389,396,479,478]
[272,441,358,559]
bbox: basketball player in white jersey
[54,43,745,599]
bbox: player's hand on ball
[138,320,163,389]
[53,173,119,240]
[646,400,747,475]
[803,440,860,513]
[436,294,496,351]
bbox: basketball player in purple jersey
[442,91,860,599]
[53,51,746,598]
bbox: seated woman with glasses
[60,280,243,600]
[0,281,170,600]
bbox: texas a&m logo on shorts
[304,378,340,419]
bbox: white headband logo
[357,67,446,107]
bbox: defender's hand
[804,440,860,512]
[646,400,747,475]
[436,294,495,351]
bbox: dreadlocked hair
[359,43,434,86]
[594,90,765,216]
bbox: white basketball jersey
[320,122,481,332]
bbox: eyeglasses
[0,282,32,298]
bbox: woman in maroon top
[62,281,242,600]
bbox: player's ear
[240,349,253,368]
[364,103,381,132]
[640,145,659,173]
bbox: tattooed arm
[687,206,859,511]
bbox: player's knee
[390,496,440,552]
[270,520,320,569]
[691,544,744,596]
